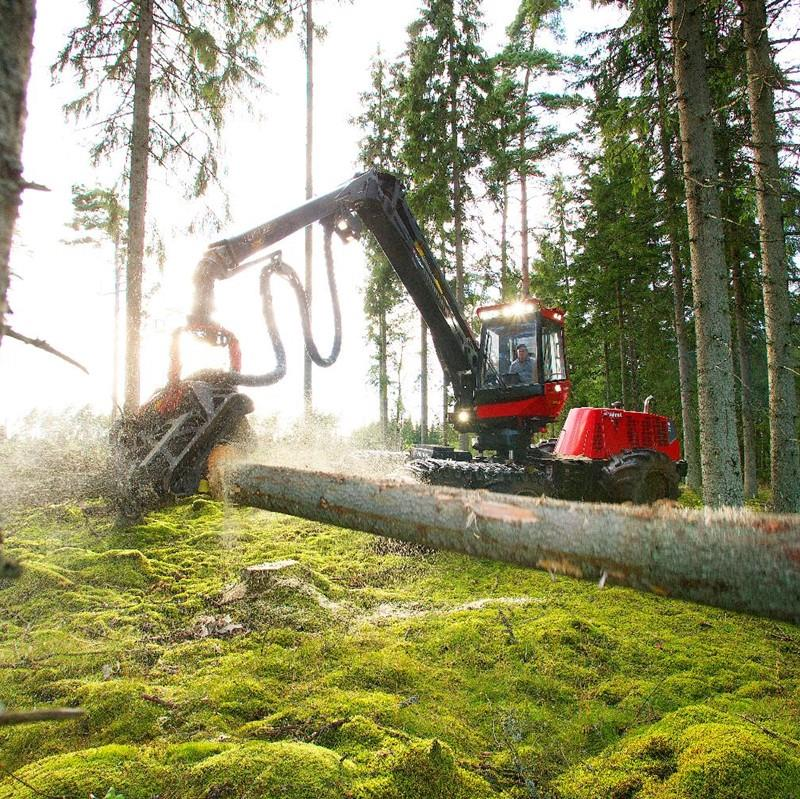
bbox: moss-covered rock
[189,740,356,798]
[72,548,155,589]
[0,744,167,799]
[555,710,800,799]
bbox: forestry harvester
[112,170,687,513]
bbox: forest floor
[1,492,799,799]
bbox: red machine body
[475,379,571,423]
[555,407,682,462]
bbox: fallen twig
[141,693,177,710]
[735,712,800,750]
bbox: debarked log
[218,463,800,624]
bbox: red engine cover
[555,407,682,461]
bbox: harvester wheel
[601,449,680,504]
[534,438,558,454]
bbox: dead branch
[141,693,177,709]
[3,326,89,373]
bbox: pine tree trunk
[303,0,314,418]
[730,248,758,498]
[500,181,509,300]
[629,339,640,411]
[124,0,153,413]
[112,228,122,419]
[616,280,628,409]
[379,306,388,445]
[448,38,467,451]
[655,56,701,490]
[558,198,569,300]
[442,380,448,444]
[603,339,612,407]
[0,0,35,350]
[519,65,532,299]
[741,0,800,512]
[669,0,743,507]
[420,316,428,444]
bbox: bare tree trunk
[124,0,153,413]
[439,240,449,445]
[741,0,800,512]
[448,45,467,452]
[603,338,612,407]
[519,64,532,298]
[731,251,758,498]
[303,0,314,418]
[500,181,509,300]
[420,316,428,444]
[378,307,388,445]
[629,338,640,411]
[655,56,701,490]
[112,228,122,418]
[442,380,448,444]
[616,280,628,409]
[669,0,743,506]
[0,0,35,350]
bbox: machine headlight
[504,301,529,317]
[456,409,472,424]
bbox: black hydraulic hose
[232,223,342,387]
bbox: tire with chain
[601,449,679,504]
[534,438,558,454]
[406,458,549,497]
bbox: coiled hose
[233,222,342,387]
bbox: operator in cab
[509,343,534,384]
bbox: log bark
[0,0,35,349]
[669,0,743,506]
[219,463,800,624]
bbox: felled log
[218,463,800,624]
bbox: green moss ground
[1,497,798,798]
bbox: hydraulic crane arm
[188,169,482,406]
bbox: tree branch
[4,327,89,374]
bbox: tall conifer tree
[669,0,743,506]
[740,0,800,511]
[56,0,293,411]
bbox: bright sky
[0,0,620,436]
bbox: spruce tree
[355,53,407,446]
[740,0,800,511]
[669,0,743,506]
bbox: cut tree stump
[216,463,800,624]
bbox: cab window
[542,319,566,381]
[481,322,538,386]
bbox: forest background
[1,0,799,510]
